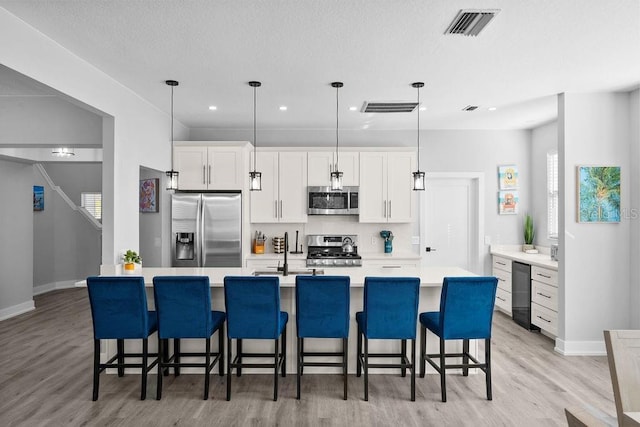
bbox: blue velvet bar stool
[86,276,159,401]
[295,275,350,400]
[356,276,420,401]
[419,276,498,402]
[224,276,288,401]
[152,276,225,400]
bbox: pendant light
[412,82,425,191]
[249,81,262,191]
[165,79,179,191]
[330,81,344,191]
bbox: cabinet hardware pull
[496,296,506,302]
[536,292,551,299]
[538,273,552,279]
[275,200,278,218]
[383,201,387,218]
[208,165,211,184]
[203,165,206,184]
[496,261,506,266]
[382,265,401,268]
[536,315,551,323]
[389,200,391,218]
[498,277,505,281]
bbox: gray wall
[139,167,170,267]
[531,121,558,247]
[43,163,102,205]
[630,88,640,329]
[33,166,101,290]
[0,158,34,316]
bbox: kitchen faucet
[277,231,289,276]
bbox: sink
[253,269,324,276]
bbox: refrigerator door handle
[200,196,206,266]
[196,196,203,266]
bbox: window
[81,192,102,220]
[547,151,558,239]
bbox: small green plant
[524,215,535,245]
[123,250,142,265]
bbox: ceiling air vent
[361,101,418,113]
[445,9,500,36]
[462,105,479,111]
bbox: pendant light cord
[170,84,174,171]
[416,84,420,171]
[335,84,339,170]
[253,84,257,173]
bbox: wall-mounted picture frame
[577,165,620,223]
[498,165,518,190]
[33,185,44,211]
[139,178,159,213]
[498,190,518,215]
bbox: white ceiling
[0,0,639,133]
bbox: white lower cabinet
[530,265,558,336]
[363,258,420,269]
[492,256,512,315]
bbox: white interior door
[421,174,483,273]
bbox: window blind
[81,192,102,220]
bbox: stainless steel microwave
[308,186,359,215]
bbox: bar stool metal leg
[296,337,302,400]
[420,325,426,378]
[410,338,416,402]
[219,323,225,376]
[462,339,470,376]
[356,323,362,377]
[92,339,100,401]
[401,339,407,377]
[237,339,243,377]
[174,339,181,376]
[226,338,232,401]
[343,337,348,400]
[486,338,492,400]
[281,327,287,378]
[117,339,125,377]
[141,338,148,400]
[440,338,446,402]
[363,337,369,401]
[156,337,163,400]
[274,338,279,401]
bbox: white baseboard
[554,338,607,356]
[33,280,76,296]
[0,300,35,321]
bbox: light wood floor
[0,288,615,426]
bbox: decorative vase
[124,263,135,274]
[522,244,535,252]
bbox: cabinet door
[208,147,243,190]
[279,151,308,223]
[307,152,334,186]
[387,152,415,223]
[250,151,279,223]
[174,146,207,190]
[338,151,360,186]
[359,152,387,223]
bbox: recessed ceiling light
[349,106,357,111]
[208,106,217,111]
[488,106,497,111]
[279,106,287,111]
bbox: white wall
[630,88,640,329]
[531,121,558,247]
[558,92,632,355]
[0,8,188,267]
[0,159,34,319]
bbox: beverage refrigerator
[171,191,242,267]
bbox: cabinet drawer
[492,267,512,292]
[494,288,512,314]
[531,265,557,287]
[532,280,558,312]
[492,256,512,273]
[531,302,558,336]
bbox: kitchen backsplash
[250,216,417,255]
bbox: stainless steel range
[306,235,362,267]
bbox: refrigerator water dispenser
[175,232,194,260]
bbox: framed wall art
[577,165,620,223]
[498,190,519,215]
[139,178,159,213]
[33,185,44,211]
[498,165,518,190]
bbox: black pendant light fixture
[249,81,262,191]
[330,81,344,191]
[412,82,425,191]
[165,79,179,191]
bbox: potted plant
[523,214,535,252]
[123,250,141,273]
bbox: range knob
[345,259,352,265]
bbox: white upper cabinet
[359,151,415,223]
[307,151,359,186]
[174,145,244,190]
[251,151,307,223]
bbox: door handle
[389,200,391,218]
[425,247,437,252]
[279,200,283,218]
[383,201,387,218]
[208,165,211,184]
[275,200,278,218]
[202,165,206,185]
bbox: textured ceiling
[0,0,639,132]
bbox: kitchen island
[85,265,479,375]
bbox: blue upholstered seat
[86,276,159,401]
[224,276,288,401]
[356,276,420,401]
[153,276,225,400]
[295,275,350,400]
[419,276,498,402]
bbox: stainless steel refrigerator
[171,191,242,267]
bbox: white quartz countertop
[490,247,558,270]
[77,265,474,288]
[245,253,420,261]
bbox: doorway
[420,172,484,274]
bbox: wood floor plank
[0,289,616,426]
